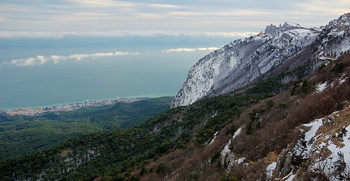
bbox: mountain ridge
[171,13,350,108]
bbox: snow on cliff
[171,13,350,108]
[171,23,319,108]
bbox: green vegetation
[246,76,284,95]
[0,71,291,180]
[0,97,172,160]
[194,93,265,144]
[189,172,200,181]
[0,107,182,180]
[220,172,239,181]
[0,91,271,180]
[156,163,166,174]
[301,79,316,94]
[291,79,316,95]
[331,62,344,73]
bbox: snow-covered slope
[267,104,350,181]
[171,24,319,108]
[317,13,350,57]
[171,13,350,108]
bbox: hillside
[132,52,350,181]
[2,50,350,180]
[0,97,172,160]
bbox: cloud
[3,51,139,67]
[1,0,348,36]
[6,55,48,67]
[162,47,220,53]
[9,57,37,66]
[0,30,258,38]
[36,55,48,65]
[169,9,271,17]
[67,0,135,8]
[295,0,350,15]
[148,3,181,9]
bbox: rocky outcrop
[316,13,350,57]
[267,105,350,180]
[265,22,301,35]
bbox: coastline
[1,97,147,116]
[0,94,175,116]
[0,93,175,111]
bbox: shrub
[226,125,236,135]
[266,100,275,109]
[291,154,306,168]
[245,121,253,135]
[128,176,139,181]
[249,109,264,122]
[156,163,166,174]
[220,172,239,181]
[278,103,288,109]
[139,166,147,176]
[317,63,326,72]
[331,62,344,73]
[301,79,315,94]
[189,172,200,181]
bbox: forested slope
[0,97,172,160]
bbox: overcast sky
[1,0,350,38]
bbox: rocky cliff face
[171,13,350,108]
[316,13,350,57]
[171,24,319,108]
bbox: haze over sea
[0,36,239,110]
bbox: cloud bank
[1,0,349,38]
[3,51,139,67]
[0,31,258,39]
[2,47,222,67]
[162,47,220,53]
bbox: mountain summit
[265,22,302,35]
[171,13,350,108]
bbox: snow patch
[236,157,246,164]
[303,118,323,143]
[317,82,328,92]
[266,162,277,178]
[285,173,296,181]
[209,131,219,145]
[313,125,350,178]
[339,77,347,86]
[232,127,242,140]
[221,140,232,157]
[221,127,243,168]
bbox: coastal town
[1,96,147,116]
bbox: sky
[1,0,349,67]
[0,0,349,38]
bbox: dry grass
[59,148,72,157]
[135,52,350,181]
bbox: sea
[0,36,236,110]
